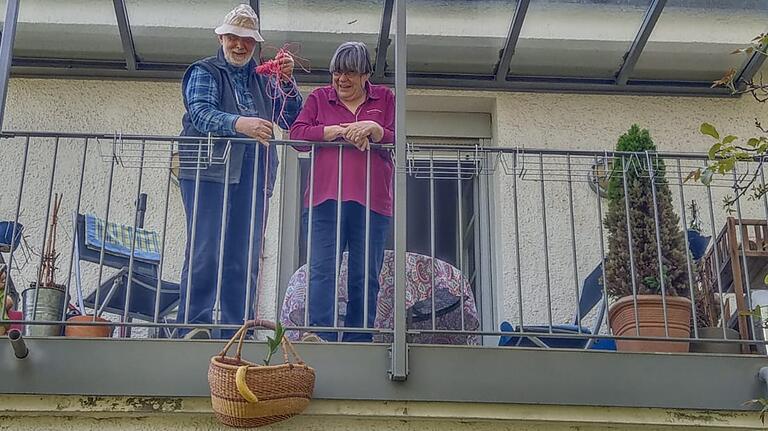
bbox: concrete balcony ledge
[0,395,764,430]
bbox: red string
[255,58,281,76]
[253,45,306,134]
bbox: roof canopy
[2,0,766,95]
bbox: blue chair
[499,264,614,350]
[72,206,180,337]
[500,229,711,350]
[0,220,23,306]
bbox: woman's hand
[235,116,274,146]
[323,125,346,142]
[340,121,383,151]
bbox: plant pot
[689,327,741,354]
[65,315,113,338]
[21,283,66,337]
[608,295,692,353]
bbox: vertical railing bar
[457,149,465,331]
[153,146,173,326]
[93,140,117,321]
[304,146,316,328]
[566,154,581,333]
[597,153,610,334]
[334,145,343,335]
[621,155,641,335]
[184,140,204,325]
[645,151,670,337]
[732,168,755,339]
[244,144,261,323]
[2,136,29,324]
[538,153,553,333]
[363,149,372,332]
[430,150,437,331]
[62,138,89,322]
[122,141,146,331]
[675,158,698,339]
[32,137,61,320]
[512,151,524,329]
[213,154,231,325]
[706,184,729,340]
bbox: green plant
[689,33,768,208]
[264,322,286,366]
[604,125,690,299]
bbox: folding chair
[499,264,614,350]
[72,199,180,338]
[499,229,711,349]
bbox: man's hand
[340,121,383,151]
[276,51,295,82]
[235,116,274,146]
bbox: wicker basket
[208,319,315,428]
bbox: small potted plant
[21,194,67,336]
[604,125,693,352]
[689,266,741,353]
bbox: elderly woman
[290,42,395,342]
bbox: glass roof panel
[508,0,652,79]
[387,0,518,75]
[260,0,382,75]
[126,0,245,64]
[10,0,123,61]
[631,0,768,81]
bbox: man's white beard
[224,50,253,67]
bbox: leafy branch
[687,33,768,208]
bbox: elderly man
[178,4,302,339]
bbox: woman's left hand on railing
[341,120,383,151]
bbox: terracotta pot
[65,315,112,338]
[608,295,692,352]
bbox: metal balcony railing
[1,130,767,356]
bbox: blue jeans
[308,200,391,342]
[177,146,268,339]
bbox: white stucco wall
[1,76,766,333]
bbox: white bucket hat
[214,4,264,42]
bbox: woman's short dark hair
[329,41,372,75]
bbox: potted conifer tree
[604,125,693,352]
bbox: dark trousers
[177,147,268,339]
[308,200,391,342]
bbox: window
[277,111,495,338]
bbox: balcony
[0,131,767,427]
[1,0,768,429]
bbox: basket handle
[218,319,305,365]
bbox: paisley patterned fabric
[280,250,480,345]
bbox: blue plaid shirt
[184,62,302,135]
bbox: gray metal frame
[373,0,394,80]
[614,0,667,85]
[8,57,733,97]
[0,0,754,99]
[1,338,766,411]
[735,39,768,89]
[494,0,530,82]
[391,0,408,381]
[112,0,138,71]
[0,0,20,128]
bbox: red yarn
[255,58,281,76]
